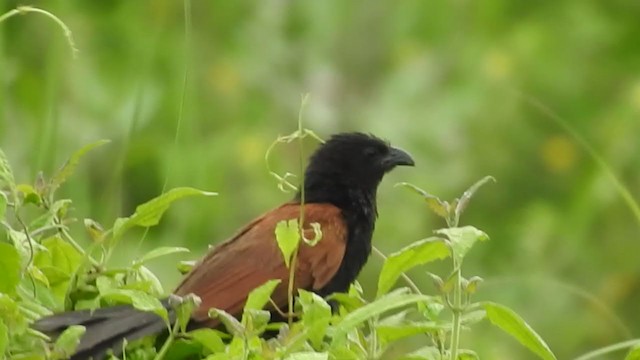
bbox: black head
[300,132,414,204]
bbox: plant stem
[287,94,310,325]
[448,265,462,360]
[287,252,298,325]
[153,321,180,360]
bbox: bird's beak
[383,147,415,169]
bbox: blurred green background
[2,0,639,358]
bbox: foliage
[3,1,640,359]
[0,141,214,359]
[0,139,565,359]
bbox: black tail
[33,300,174,360]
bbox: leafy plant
[382,177,557,360]
[0,142,215,359]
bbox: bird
[33,132,415,359]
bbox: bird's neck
[296,177,378,219]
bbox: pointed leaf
[395,182,450,218]
[53,325,86,359]
[377,237,449,297]
[244,279,281,311]
[455,176,495,218]
[0,192,6,219]
[299,289,332,349]
[0,148,17,203]
[377,321,443,344]
[137,265,165,295]
[133,246,189,267]
[100,289,168,323]
[112,187,217,240]
[333,289,437,342]
[50,140,110,191]
[241,308,270,334]
[189,328,226,353]
[208,308,244,336]
[483,302,557,360]
[436,226,489,262]
[275,219,300,268]
[0,242,21,296]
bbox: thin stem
[287,251,298,326]
[0,9,19,23]
[153,321,180,360]
[573,339,640,360]
[0,6,78,58]
[286,94,311,325]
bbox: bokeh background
[2,0,639,358]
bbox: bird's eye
[363,147,380,158]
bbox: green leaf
[208,308,244,337]
[0,320,7,356]
[454,176,496,219]
[483,302,557,360]
[189,328,226,353]
[0,148,17,203]
[0,294,27,334]
[465,276,483,295]
[299,289,332,349]
[83,218,105,243]
[377,237,449,297]
[395,182,450,219]
[177,260,196,274]
[100,289,168,323]
[377,321,442,344]
[285,353,329,360]
[275,219,301,268]
[0,242,21,296]
[625,344,640,360]
[399,345,440,360]
[241,308,271,334]
[376,311,444,344]
[16,184,42,205]
[0,191,7,219]
[136,265,165,295]
[52,325,86,359]
[332,289,437,343]
[35,237,83,275]
[112,187,217,240]
[457,349,480,360]
[50,139,110,192]
[436,226,489,263]
[170,294,201,333]
[33,236,83,303]
[28,266,50,287]
[133,246,189,267]
[244,279,281,311]
[461,309,487,326]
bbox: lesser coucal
[33,132,415,359]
